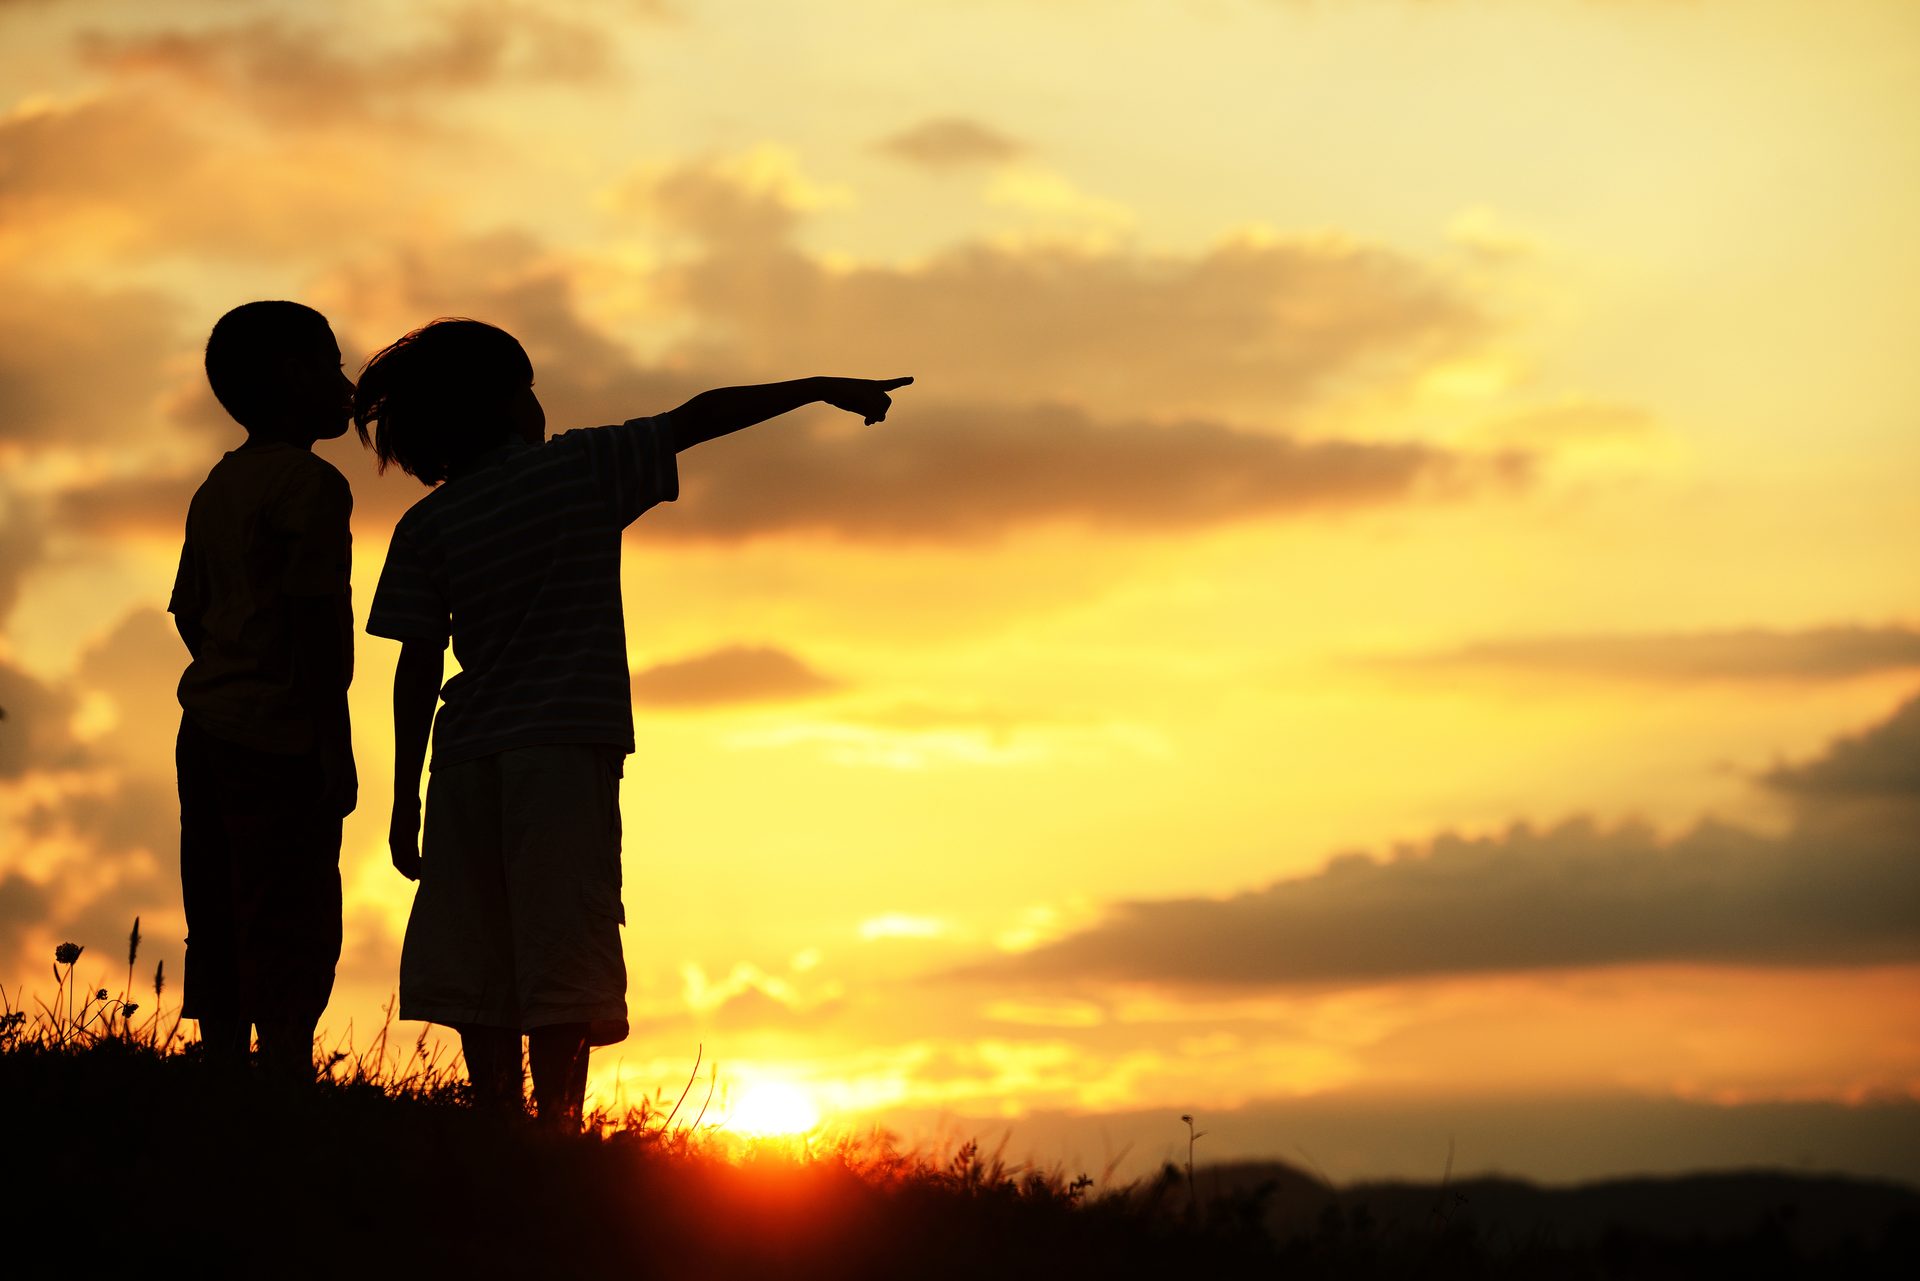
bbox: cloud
[631,644,841,708]
[300,230,1524,546]
[653,400,1518,544]
[1764,690,1920,801]
[0,92,420,260]
[74,608,187,771]
[605,151,1494,422]
[74,3,616,129]
[0,95,191,225]
[53,473,198,540]
[0,657,81,778]
[876,118,1027,169]
[0,609,188,993]
[0,276,182,446]
[0,491,47,624]
[964,691,1920,988]
[667,230,1489,425]
[1401,626,1920,682]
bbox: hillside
[5,1034,1916,1278]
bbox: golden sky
[3,0,1918,1182]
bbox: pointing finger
[878,376,914,391]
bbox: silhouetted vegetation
[6,935,1916,1278]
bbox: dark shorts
[400,744,628,1042]
[177,714,342,1022]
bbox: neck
[238,429,315,452]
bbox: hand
[820,376,913,425]
[319,734,357,819]
[389,804,422,881]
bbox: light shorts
[399,743,629,1041]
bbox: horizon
[2,0,1917,1187]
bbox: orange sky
[2,0,1918,1183]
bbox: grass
[7,928,1916,1279]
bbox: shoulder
[389,491,444,544]
[553,414,672,446]
[278,449,353,517]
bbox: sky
[2,0,1918,1184]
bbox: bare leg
[454,1024,523,1112]
[199,1017,250,1071]
[255,1013,319,1085]
[528,1022,590,1127]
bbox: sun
[725,1079,823,1138]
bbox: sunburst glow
[725,1079,823,1138]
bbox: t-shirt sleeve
[572,414,681,527]
[365,522,449,645]
[279,463,354,598]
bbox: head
[205,301,353,445]
[353,317,544,486]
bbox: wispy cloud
[74,3,620,129]
[631,644,841,708]
[875,117,1027,169]
[1394,626,1920,682]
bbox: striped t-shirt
[366,416,678,769]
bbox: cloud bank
[967,692,1920,987]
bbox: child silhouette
[170,300,357,1081]
[357,317,909,1123]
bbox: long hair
[353,318,533,485]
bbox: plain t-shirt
[169,444,354,754]
[364,416,678,769]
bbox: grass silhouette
[7,925,1916,1279]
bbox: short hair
[204,301,334,430]
[353,318,533,486]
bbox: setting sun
[1,0,1918,1195]
[724,1079,823,1138]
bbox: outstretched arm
[667,376,913,453]
[388,640,443,881]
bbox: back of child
[358,317,909,1122]
[169,300,357,1080]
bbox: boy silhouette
[357,317,909,1124]
[170,300,357,1081]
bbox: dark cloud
[1764,691,1920,801]
[1403,626,1920,682]
[651,400,1516,544]
[0,657,85,778]
[964,691,1920,988]
[0,94,191,222]
[0,873,52,941]
[632,645,841,708]
[876,118,1027,169]
[671,235,1487,426]
[307,232,1521,546]
[0,92,416,258]
[0,491,47,624]
[54,472,198,540]
[0,275,181,445]
[75,4,616,129]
